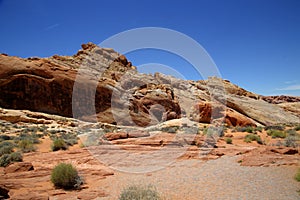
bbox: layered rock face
[0,43,299,126]
[262,95,300,104]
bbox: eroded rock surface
[0,43,299,127]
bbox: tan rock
[5,162,34,174]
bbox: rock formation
[0,43,299,127]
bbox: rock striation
[0,43,299,126]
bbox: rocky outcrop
[226,95,299,125]
[262,95,300,104]
[277,102,300,117]
[4,162,34,173]
[0,43,299,127]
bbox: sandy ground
[97,156,300,200]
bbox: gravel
[100,156,300,200]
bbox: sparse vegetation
[225,138,232,144]
[0,141,14,156]
[18,139,36,153]
[267,129,287,138]
[0,135,12,141]
[264,125,284,131]
[284,130,300,147]
[161,126,179,133]
[203,126,224,137]
[255,126,263,132]
[51,139,68,151]
[235,126,263,134]
[119,185,160,200]
[0,152,22,167]
[236,126,254,133]
[51,163,82,189]
[294,125,300,131]
[14,132,40,144]
[295,168,300,182]
[244,134,263,144]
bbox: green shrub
[119,185,160,200]
[15,132,40,144]
[284,131,299,148]
[245,126,254,133]
[294,125,300,131]
[51,163,82,189]
[244,134,263,144]
[286,129,297,136]
[51,139,68,151]
[225,138,232,144]
[236,126,254,133]
[161,126,179,133]
[255,126,263,132]
[59,133,78,146]
[18,140,36,153]
[9,152,23,162]
[0,141,14,156]
[267,130,287,138]
[0,154,10,167]
[295,168,300,182]
[0,152,23,167]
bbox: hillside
[0,43,299,127]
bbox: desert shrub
[245,126,254,133]
[38,125,48,132]
[180,126,199,134]
[161,126,179,133]
[51,163,82,189]
[49,129,58,135]
[15,132,40,144]
[295,168,300,182]
[0,141,14,148]
[204,126,224,137]
[51,139,68,151]
[236,126,254,133]
[255,126,263,132]
[9,152,23,162]
[119,185,160,200]
[0,135,11,141]
[225,138,232,144]
[202,127,208,135]
[244,134,263,144]
[0,154,10,167]
[264,125,284,131]
[0,141,14,156]
[286,129,297,136]
[294,125,300,131]
[59,133,78,146]
[284,130,299,148]
[0,152,23,167]
[18,140,36,153]
[267,130,287,138]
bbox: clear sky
[0,0,299,96]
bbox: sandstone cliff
[0,43,299,126]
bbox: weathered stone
[5,162,34,173]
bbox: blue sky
[0,0,299,96]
